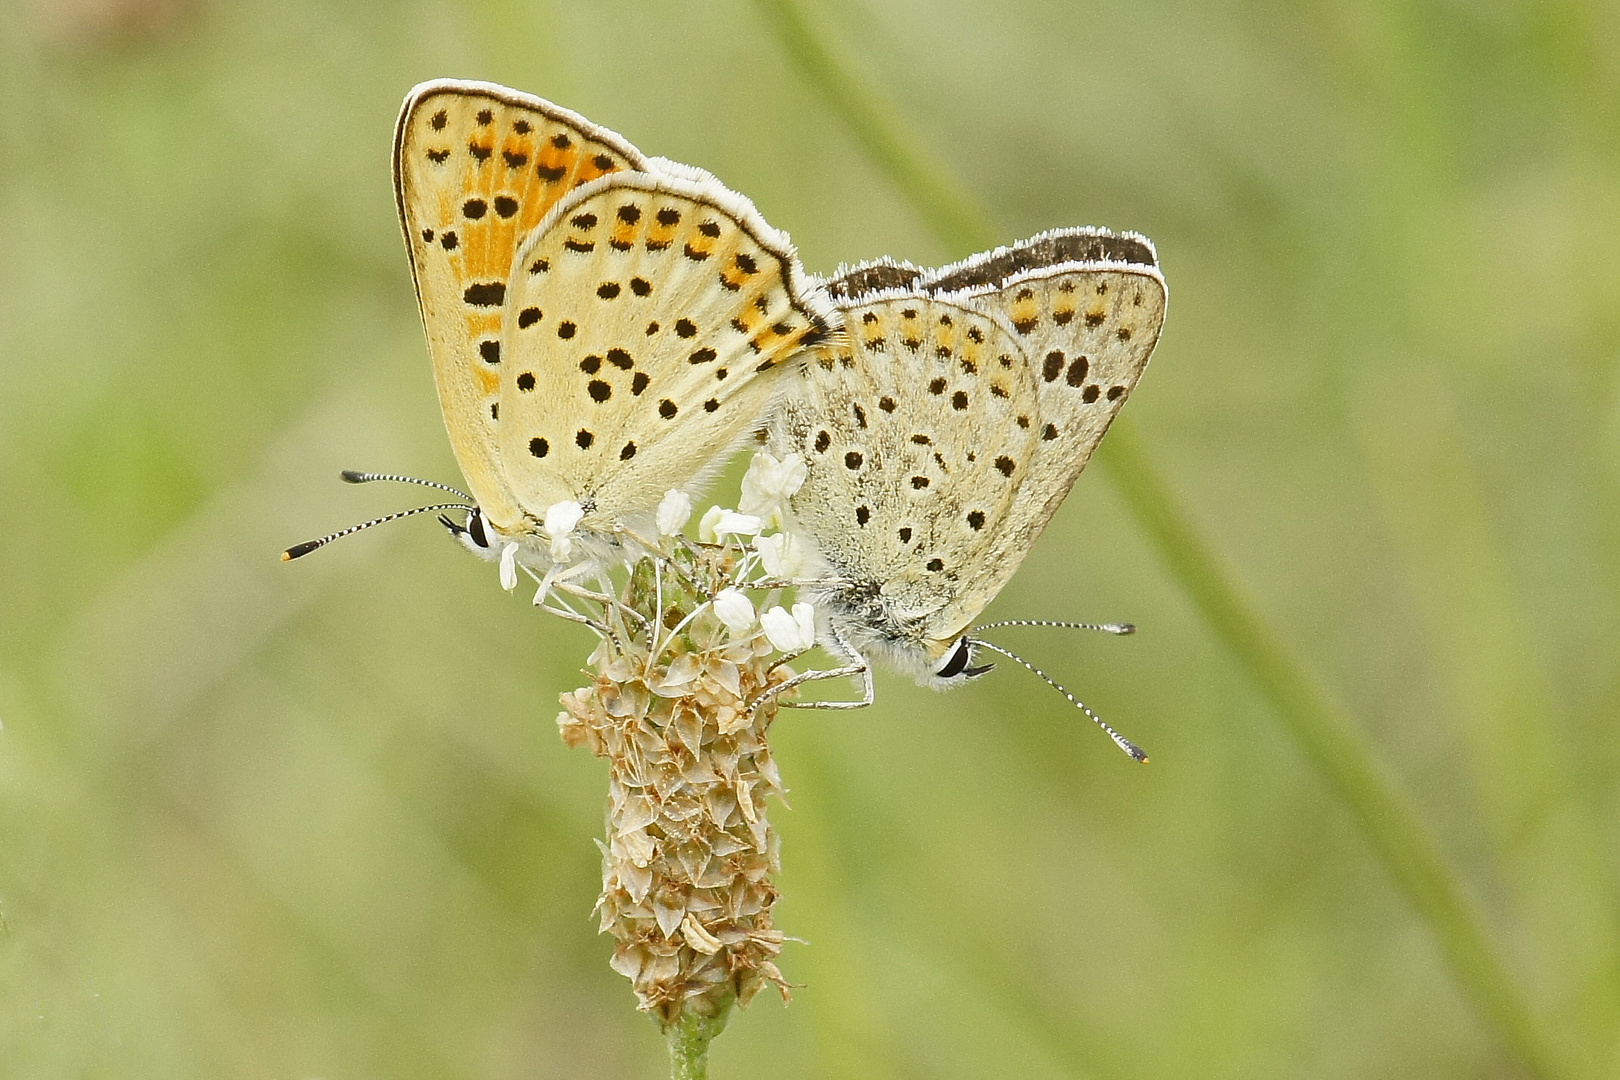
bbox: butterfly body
[773,228,1166,684]
[395,79,837,567]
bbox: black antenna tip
[339,470,367,483]
[1115,623,1137,635]
[282,539,322,561]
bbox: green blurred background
[3,0,1617,1077]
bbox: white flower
[712,588,756,634]
[698,505,762,543]
[739,451,808,526]
[656,489,692,536]
[752,532,806,578]
[543,500,585,561]
[760,602,817,654]
[498,542,519,591]
[697,505,726,543]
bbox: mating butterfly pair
[377,80,1164,722]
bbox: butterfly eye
[466,508,491,548]
[935,639,996,681]
[936,639,971,678]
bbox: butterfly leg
[535,599,613,638]
[750,577,859,591]
[532,562,622,644]
[554,578,648,629]
[765,659,873,711]
[746,628,873,714]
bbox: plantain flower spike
[552,475,812,1031]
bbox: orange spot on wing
[500,137,533,164]
[575,152,618,184]
[645,217,678,250]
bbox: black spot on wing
[463,282,506,307]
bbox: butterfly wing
[773,293,1041,672]
[498,171,838,529]
[394,79,651,532]
[922,229,1166,628]
[822,256,924,302]
[922,227,1159,295]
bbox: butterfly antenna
[974,619,1135,635]
[969,638,1149,763]
[339,470,471,501]
[281,502,472,561]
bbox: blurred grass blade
[1099,421,1568,1080]
[754,1,1571,1077]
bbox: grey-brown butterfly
[389,79,837,571]
[768,228,1166,753]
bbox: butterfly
[394,79,838,566]
[768,227,1166,696]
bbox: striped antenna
[969,639,1148,763]
[974,619,1135,635]
[340,470,471,500]
[281,502,471,561]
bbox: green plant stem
[666,1006,730,1080]
[756,0,996,254]
[1099,421,1567,1080]
[754,2,1573,1077]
